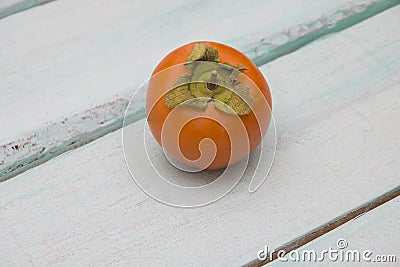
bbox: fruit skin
[146,41,272,170]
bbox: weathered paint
[0,7,399,265]
[268,195,400,266]
[237,0,400,66]
[0,0,54,19]
[1,0,399,181]
[249,186,400,266]
[0,98,142,182]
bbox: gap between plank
[1,0,399,182]
[245,185,400,266]
[0,0,55,20]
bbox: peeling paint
[237,0,399,65]
[1,0,399,182]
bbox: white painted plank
[1,5,400,266]
[0,0,53,19]
[1,0,399,180]
[269,197,399,266]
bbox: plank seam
[245,185,400,266]
[1,0,399,182]
[0,0,55,20]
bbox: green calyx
[164,43,253,115]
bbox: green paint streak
[0,106,145,182]
[1,0,399,182]
[250,0,400,65]
[0,0,54,20]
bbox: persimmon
[146,41,272,170]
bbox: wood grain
[1,0,399,181]
[0,6,399,265]
[250,187,400,266]
[268,196,399,266]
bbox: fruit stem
[207,70,218,91]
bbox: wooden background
[0,0,399,266]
